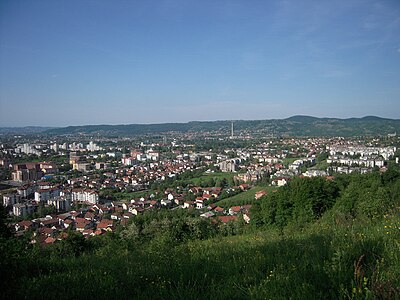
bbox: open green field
[215,185,278,207]
[202,171,236,179]
[185,171,236,186]
[283,157,300,167]
[314,160,329,170]
[113,190,150,201]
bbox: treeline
[252,168,400,229]
[120,209,245,246]
[44,116,400,137]
[252,176,338,228]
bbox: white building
[3,193,22,207]
[71,189,99,204]
[302,170,327,177]
[73,162,91,172]
[87,141,101,152]
[146,150,160,161]
[35,188,61,203]
[218,158,240,172]
[195,198,205,209]
[48,197,71,211]
[13,203,36,217]
[17,185,36,198]
[16,143,42,156]
[121,157,136,166]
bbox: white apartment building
[71,189,99,204]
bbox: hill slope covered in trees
[42,116,400,137]
[1,168,400,299]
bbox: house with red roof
[229,206,242,215]
[214,206,224,213]
[255,190,267,199]
[15,220,33,232]
[217,215,238,224]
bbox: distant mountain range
[1,116,399,137]
[0,126,56,135]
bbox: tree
[57,232,88,257]
[0,204,11,238]
[120,222,140,241]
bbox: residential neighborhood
[1,132,399,246]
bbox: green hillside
[2,168,400,299]
[42,116,400,137]
[215,186,275,207]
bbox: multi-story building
[34,188,61,203]
[3,193,22,207]
[146,150,160,161]
[48,197,71,211]
[87,141,101,152]
[40,162,58,174]
[218,158,240,172]
[12,163,44,182]
[95,162,110,170]
[13,202,36,217]
[73,162,91,172]
[71,189,99,204]
[15,143,42,156]
[17,184,36,198]
[121,157,136,166]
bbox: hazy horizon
[0,114,399,128]
[1,0,400,127]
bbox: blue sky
[0,0,400,126]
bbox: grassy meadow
[215,186,277,207]
[6,212,399,300]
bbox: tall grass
[9,209,399,299]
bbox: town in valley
[1,122,398,245]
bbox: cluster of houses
[2,155,208,218]
[14,203,116,245]
[10,183,268,246]
[3,135,398,247]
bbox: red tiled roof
[214,206,224,212]
[40,227,54,235]
[76,221,85,227]
[97,219,113,229]
[217,216,238,223]
[94,229,103,235]
[42,219,59,226]
[255,190,267,197]
[44,237,56,244]
[18,220,33,227]
[230,206,241,212]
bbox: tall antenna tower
[231,121,234,139]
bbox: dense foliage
[2,168,400,299]
[251,177,339,228]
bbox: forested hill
[43,116,400,137]
[0,126,55,135]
